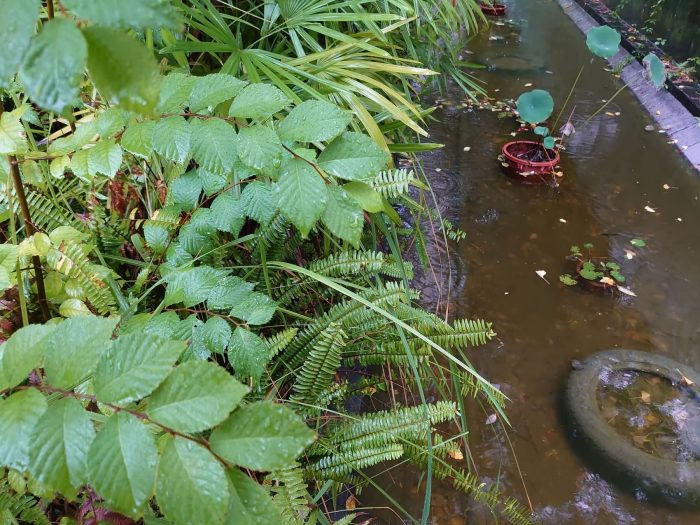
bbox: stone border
[558,0,700,170]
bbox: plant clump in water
[596,369,700,462]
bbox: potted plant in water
[501,25,668,182]
[559,243,627,291]
[479,1,507,16]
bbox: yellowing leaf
[640,391,651,404]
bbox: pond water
[368,0,700,523]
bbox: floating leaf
[586,25,621,59]
[516,90,554,124]
[643,53,666,88]
[534,126,549,137]
[617,285,637,297]
[630,238,646,247]
[543,136,556,150]
[559,274,577,286]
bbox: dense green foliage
[0,1,532,524]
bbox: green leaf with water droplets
[95,333,185,405]
[278,100,350,143]
[189,74,246,113]
[88,412,158,518]
[318,132,389,181]
[190,118,238,176]
[321,186,364,246]
[153,116,191,164]
[121,120,155,159]
[275,157,327,236]
[236,125,282,174]
[229,83,291,119]
[87,139,122,178]
[0,389,47,471]
[210,401,315,471]
[63,0,181,30]
[156,436,229,525]
[147,361,248,433]
[227,327,269,384]
[0,323,55,390]
[225,468,282,525]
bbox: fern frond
[269,464,310,525]
[307,444,404,480]
[291,323,346,406]
[265,327,299,359]
[0,480,50,525]
[46,241,117,314]
[459,372,506,409]
[371,169,415,198]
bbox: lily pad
[543,136,556,150]
[643,53,666,88]
[630,238,646,247]
[586,26,621,59]
[516,89,554,124]
[534,126,549,137]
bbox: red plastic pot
[480,3,506,16]
[501,141,560,182]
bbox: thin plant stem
[579,81,628,130]
[552,65,584,131]
[46,0,54,19]
[8,159,50,322]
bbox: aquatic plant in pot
[479,1,507,16]
[559,243,627,291]
[501,25,668,181]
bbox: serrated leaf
[199,168,227,196]
[50,155,71,179]
[207,276,255,311]
[241,181,276,225]
[318,132,389,181]
[43,316,118,389]
[209,193,245,236]
[201,317,231,354]
[71,148,90,178]
[154,116,191,164]
[210,401,315,471]
[278,100,350,143]
[189,74,246,114]
[0,107,28,155]
[225,468,282,525]
[158,73,195,113]
[95,333,185,405]
[28,397,95,499]
[169,170,201,210]
[148,361,248,433]
[19,18,87,113]
[88,412,158,518]
[121,120,155,159]
[0,388,47,471]
[63,0,180,30]
[236,125,282,174]
[275,158,327,236]
[156,436,229,525]
[87,139,122,178]
[59,298,91,317]
[229,83,291,119]
[190,118,237,175]
[0,323,55,390]
[321,186,363,246]
[229,291,277,325]
[227,327,269,384]
[0,0,40,87]
[83,26,160,113]
[166,266,227,307]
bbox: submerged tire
[566,349,700,505]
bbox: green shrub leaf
[147,361,248,433]
[94,334,185,405]
[241,181,276,225]
[322,186,363,247]
[19,18,87,113]
[229,83,291,119]
[28,397,95,499]
[43,316,118,389]
[63,0,180,30]
[87,139,122,178]
[121,121,155,159]
[190,118,238,175]
[275,158,327,236]
[343,181,384,212]
[189,74,247,113]
[209,193,246,236]
[0,388,47,471]
[318,132,389,181]
[229,291,277,325]
[225,468,282,525]
[236,125,282,174]
[83,26,160,113]
[0,323,55,390]
[227,327,269,384]
[202,317,232,355]
[156,436,229,525]
[207,276,255,311]
[153,116,191,164]
[210,401,315,471]
[88,412,158,517]
[0,0,40,86]
[278,100,350,143]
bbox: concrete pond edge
[557,0,700,171]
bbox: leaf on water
[600,277,615,286]
[560,121,575,136]
[449,448,464,460]
[640,391,651,404]
[625,249,636,260]
[559,274,577,286]
[629,238,646,247]
[644,206,656,213]
[485,414,497,425]
[616,285,637,297]
[535,270,549,284]
[679,372,694,386]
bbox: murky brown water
[367,0,700,523]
